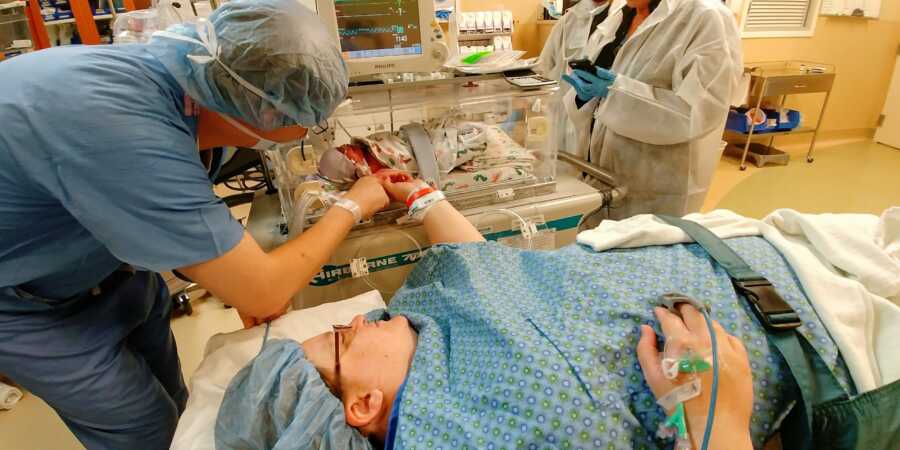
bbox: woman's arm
[420,200,485,244]
[377,171,485,245]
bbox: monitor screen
[335,0,423,60]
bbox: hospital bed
[169,0,900,441]
[171,207,899,450]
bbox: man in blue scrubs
[0,0,389,448]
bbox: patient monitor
[315,0,449,78]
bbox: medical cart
[725,61,836,170]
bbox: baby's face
[302,314,418,400]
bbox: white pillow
[171,291,386,450]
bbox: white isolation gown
[565,0,743,218]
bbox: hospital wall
[520,1,900,142]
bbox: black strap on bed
[656,215,849,450]
[656,216,801,330]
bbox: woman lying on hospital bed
[212,171,864,450]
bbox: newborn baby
[319,118,489,182]
[318,119,536,194]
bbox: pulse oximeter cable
[699,308,719,450]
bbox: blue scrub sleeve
[51,126,244,272]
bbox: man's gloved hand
[561,67,617,102]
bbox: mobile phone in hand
[568,59,595,74]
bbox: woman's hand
[374,170,427,204]
[343,175,390,219]
[636,304,754,450]
[373,170,484,244]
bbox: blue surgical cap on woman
[216,339,372,450]
[147,0,348,129]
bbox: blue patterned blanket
[384,238,851,449]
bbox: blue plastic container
[726,108,801,134]
[726,108,772,133]
[773,109,801,131]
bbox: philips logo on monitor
[374,63,397,70]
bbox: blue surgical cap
[216,339,372,450]
[147,0,348,129]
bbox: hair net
[215,339,372,450]
[147,0,348,129]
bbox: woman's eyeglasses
[330,324,352,399]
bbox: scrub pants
[0,271,187,450]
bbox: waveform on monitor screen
[339,24,406,37]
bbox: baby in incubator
[316,116,538,193]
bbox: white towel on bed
[760,208,900,391]
[577,208,900,393]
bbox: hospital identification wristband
[407,190,446,223]
[333,197,363,223]
[406,186,436,208]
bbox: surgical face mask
[219,113,279,151]
[154,20,294,130]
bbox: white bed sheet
[170,290,386,450]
